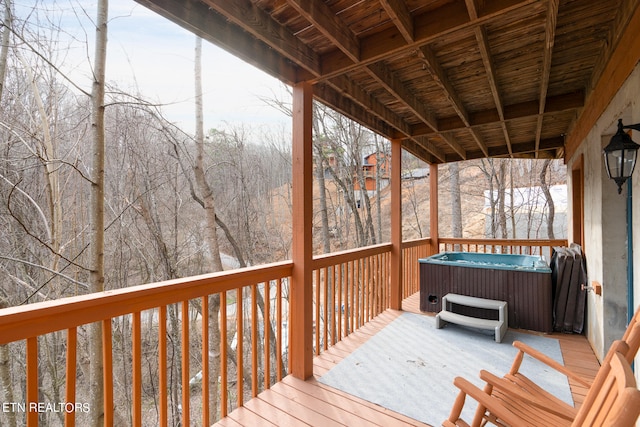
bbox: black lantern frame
[603,119,640,194]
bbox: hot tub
[419,252,552,332]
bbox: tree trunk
[0,299,15,427]
[315,149,332,253]
[0,0,10,101]
[540,159,556,239]
[194,36,223,422]
[498,160,508,239]
[89,0,108,425]
[449,162,462,248]
[0,9,15,426]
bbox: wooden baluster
[181,301,190,427]
[236,289,243,408]
[26,337,38,427]
[276,279,283,381]
[315,269,320,355]
[158,306,168,427]
[323,268,328,351]
[201,296,209,426]
[264,282,271,390]
[251,283,258,398]
[337,263,342,342]
[103,319,114,427]
[64,328,77,427]
[132,311,142,426]
[220,291,228,417]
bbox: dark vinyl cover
[551,244,587,333]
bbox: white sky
[15,0,292,136]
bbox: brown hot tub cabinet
[420,252,553,332]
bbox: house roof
[135,0,640,164]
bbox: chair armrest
[479,370,576,420]
[446,376,531,427]
[512,340,592,387]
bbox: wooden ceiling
[135,0,640,164]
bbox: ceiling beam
[474,25,509,157]
[314,83,397,139]
[135,0,308,83]
[402,139,436,164]
[318,0,536,81]
[379,0,415,43]
[420,45,488,159]
[411,136,446,163]
[534,0,559,154]
[439,133,467,161]
[565,1,640,161]
[411,91,585,137]
[367,61,439,132]
[326,75,413,137]
[199,0,322,78]
[457,136,565,162]
[285,0,360,63]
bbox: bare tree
[540,159,556,239]
[88,0,108,423]
[449,162,462,241]
[0,0,10,100]
[194,36,222,421]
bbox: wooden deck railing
[402,238,432,298]
[0,262,294,426]
[312,243,393,354]
[0,236,564,426]
[438,238,569,261]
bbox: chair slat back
[574,351,640,426]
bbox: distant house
[354,152,390,195]
[402,167,430,180]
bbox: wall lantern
[603,119,640,194]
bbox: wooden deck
[214,293,601,427]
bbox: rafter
[137,0,636,166]
[379,0,415,43]
[535,0,559,154]
[136,0,309,83]
[439,133,467,160]
[318,0,535,81]
[408,137,445,163]
[419,45,487,157]
[326,75,413,137]
[285,0,360,63]
[458,136,565,162]
[314,83,397,139]
[411,91,584,137]
[367,61,439,132]
[199,0,322,78]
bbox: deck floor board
[213,293,600,426]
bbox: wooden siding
[214,293,600,427]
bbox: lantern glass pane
[622,148,638,177]
[605,150,622,179]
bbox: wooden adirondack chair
[501,308,640,403]
[462,322,640,425]
[464,308,640,426]
[443,351,640,427]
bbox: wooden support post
[291,82,314,380]
[430,163,439,255]
[390,138,403,310]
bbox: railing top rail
[0,261,293,345]
[401,237,431,249]
[312,243,392,269]
[438,238,568,246]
